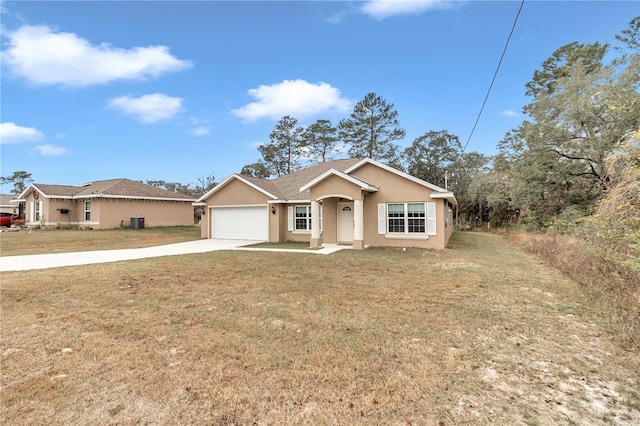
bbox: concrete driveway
[0,239,348,272]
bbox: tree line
[0,171,217,199]
[241,17,639,239]
[240,93,492,226]
[4,17,637,238]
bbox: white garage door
[211,206,268,240]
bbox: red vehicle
[0,212,16,227]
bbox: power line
[462,0,525,153]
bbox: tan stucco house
[16,179,196,229]
[195,158,457,249]
[1,194,19,215]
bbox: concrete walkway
[0,239,350,272]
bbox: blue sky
[1,1,638,188]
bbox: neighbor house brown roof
[1,194,19,207]
[27,179,196,201]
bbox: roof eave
[300,168,379,193]
[345,158,449,192]
[197,174,278,203]
[430,192,458,206]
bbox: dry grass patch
[0,226,201,256]
[243,240,318,250]
[2,232,639,424]
[511,232,640,349]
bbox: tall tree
[615,16,640,52]
[403,130,462,187]
[241,162,271,178]
[302,119,339,162]
[1,171,33,194]
[195,172,217,196]
[145,180,193,194]
[468,154,519,228]
[495,39,640,228]
[145,172,216,198]
[524,41,608,102]
[338,92,405,163]
[259,115,305,177]
[449,151,490,225]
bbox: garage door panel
[212,206,268,240]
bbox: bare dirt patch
[1,232,639,424]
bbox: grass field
[0,226,201,256]
[2,232,639,425]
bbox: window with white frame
[291,205,322,232]
[387,202,426,234]
[84,201,91,221]
[295,206,310,231]
[34,201,41,222]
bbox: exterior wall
[269,203,283,243]
[1,205,17,215]
[23,194,77,226]
[283,203,311,242]
[201,178,271,238]
[46,198,82,226]
[309,176,363,202]
[306,176,365,245]
[23,194,193,229]
[198,164,455,248]
[444,201,455,243]
[350,163,450,249]
[94,199,193,228]
[320,198,338,244]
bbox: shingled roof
[25,179,195,201]
[197,158,457,205]
[1,194,19,207]
[269,158,362,200]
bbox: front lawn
[0,226,201,256]
[2,232,639,424]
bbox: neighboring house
[16,179,196,229]
[195,158,457,250]
[1,194,19,215]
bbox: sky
[1,0,638,189]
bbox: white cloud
[232,79,352,122]
[360,0,457,20]
[327,10,347,24]
[2,25,192,87]
[501,109,520,117]
[0,122,44,144]
[190,126,210,136]
[189,116,209,125]
[108,93,184,123]
[248,141,265,148]
[35,144,68,156]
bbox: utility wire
[462,0,525,153]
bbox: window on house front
[295,206,310,230]
[84,201,91,221]
[387,203,405,233]
[387,202,426,234]
[407,203,426,233]
[292,205,322,232]
[35,201,41,222]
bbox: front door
[337,202,354,243]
